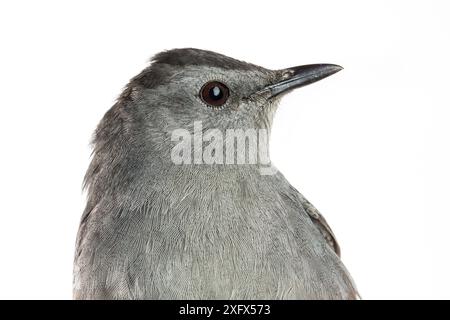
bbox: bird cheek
[230,102,240,111]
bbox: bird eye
[200,81,230,107]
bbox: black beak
[265,64,343,98]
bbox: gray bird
[74,48,359,299]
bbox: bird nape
[74,48,358,300]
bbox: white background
[0,0,449,299]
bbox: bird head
[86,49,342,196]
[121,48,342,134]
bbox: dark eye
[200,81,230,107]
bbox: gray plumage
[74,48,358,299]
